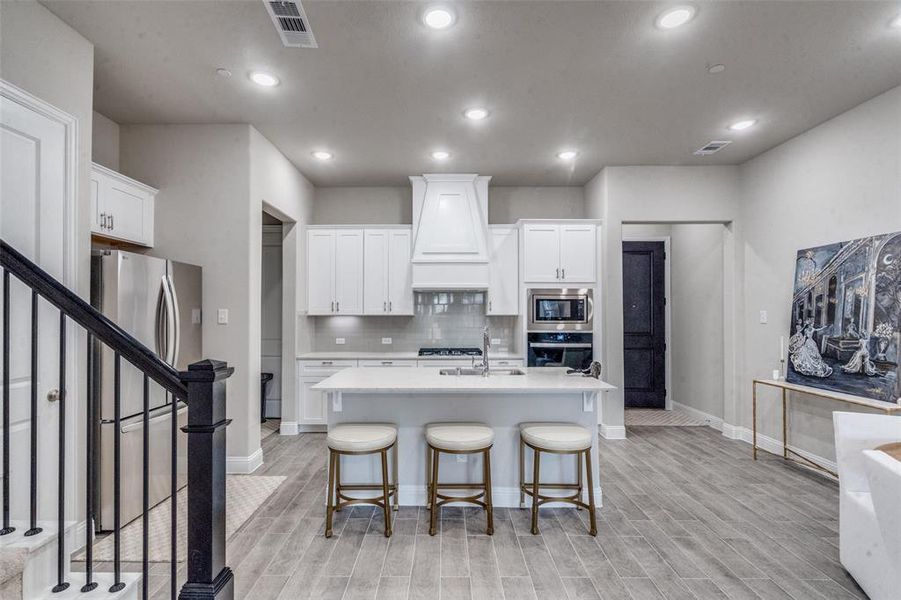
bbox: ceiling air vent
[263,0,318,48]
[693,140,732,156]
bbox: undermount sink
[439,367,526,376]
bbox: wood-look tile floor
[147,425,868,600]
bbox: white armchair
[833,411,901,600]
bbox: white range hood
[409,174,491,290]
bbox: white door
[387,229,413,315]
[299,377,327,425]
[334,230,364,315]
[0,85,75,524]
[363,229,389,315]
[559,224,597,283]
[523,224,561,282]
[307,230,335,315]
[90,171,103,232]
[488,227,519,315]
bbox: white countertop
[297,351,524,361]
[312,366,615,394]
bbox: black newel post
[178,359,234,600]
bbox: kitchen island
[313,366,615,508]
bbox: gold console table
[752,378,900,477]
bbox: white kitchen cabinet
[363,228,413,315]
[307,228,364,315]
[90,163,156,247]
[487,226,519,315]
[522,222,596,284]
[359,359,417,367]
[297,359,357,430]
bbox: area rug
[625,408,707,426]
[77,475,285,563]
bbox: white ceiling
[43,1,901,186]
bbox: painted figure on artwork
[789,319,834,378]
[840,330,878,376]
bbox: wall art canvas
[787,231,901,403]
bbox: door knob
[47,389,60,402]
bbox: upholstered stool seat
[520,422,591,452]
[519,421,596,536]
[426,422,495,452]
[325,423,398,538]
[328,423,397,452]
[425,422,494,536]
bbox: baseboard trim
[599,424,627,440]
[726,425,838,477]
[226,448,264,474]
[280,421,299,436]
[298,424,327,433]
[721,422,744,440]
[672,401,724,431]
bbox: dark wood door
[622,241,666,408]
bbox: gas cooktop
[418,347,482,357]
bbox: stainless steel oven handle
[528,342,593,349]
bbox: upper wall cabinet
[487,226,519,315]
[522,222,597,284]
[90,163,156,247]
[307,228,364,315]
[364,228,413,315]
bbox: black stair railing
[1,239,234,600]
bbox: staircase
[1,240,234,599]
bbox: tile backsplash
[310,292,518,353]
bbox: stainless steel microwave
[527,288,594,332]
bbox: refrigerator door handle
[155,278,168,361]
[166,273,181,368]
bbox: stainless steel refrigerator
[90,249,202,531]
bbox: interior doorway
[260,211,283,439]
[622,240,668,408]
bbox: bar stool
[425,422,495,536]
[326,423,398,538]
[519,422,597,536]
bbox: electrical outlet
[335,338,346,345]
[217,309,228,324]
[381,337,392,345]
[491,338,502,345]
[759,310,768,324]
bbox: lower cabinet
[298,359,357,430]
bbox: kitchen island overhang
[313,367,615,508]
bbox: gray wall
[738,84,901,461]
[312,186,584,224]
[120,124,315,466]
[92,110,119,170]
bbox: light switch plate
[381,337,392,345]
[217,309,228,324]
[335,338,346,345]
[759,310,768,324]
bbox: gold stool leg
[393,441,399,511]
[381,448,393,537]
[584,448,597,536]
[519,436,525,509]
[576,451,583,510]
[530,447,541,535]
[334,453,342,512]
[325,450,336,538]
[426,444,432,510]
[484,448,494,535]
[429,447,440,536]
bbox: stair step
[39,572,141,600]
[0,521,77,554]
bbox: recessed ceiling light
[464,107,489,121]
[216,68,232,78]
[728,119,757,131]
[707,64,725,74]
[656,6,696,29]
[312,151,333,161]
[557,150,578,160]
[891,13,901,28]
[431,150,451,161]
[423,7,455,29]
[249,71,279,87]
